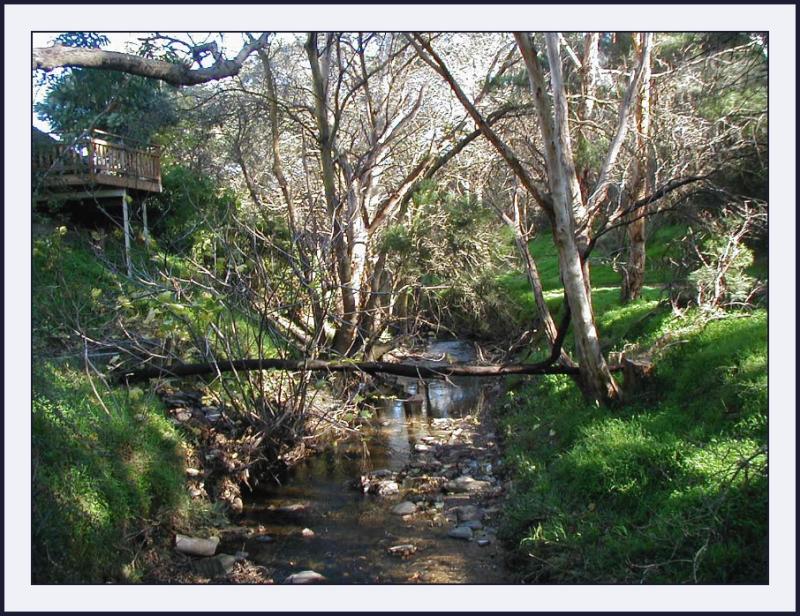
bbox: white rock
[445,475,491,493]
[284,570,326,584]
[387,544,417,556]
[375,480,399,496]
[175,534,219,556]
[391,501,417,515]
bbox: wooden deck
[32,129,162,195]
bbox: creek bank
[152,382,349,514]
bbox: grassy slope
[31,229,218,582]
[32,364,189,582]
[495,228,768,583]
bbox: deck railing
[33,129,161,191]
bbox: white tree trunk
[516,33,621,404]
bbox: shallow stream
[222,341,510,584]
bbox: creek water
[224,341,508,584]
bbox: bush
[145,164,236,250]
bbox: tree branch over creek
[115,354,634,383]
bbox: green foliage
[573,135,608,173]
[35,59,178,143]
[379,224,415,257]
[688,235,757,308]
[146,163,237,250]
[33,227,120,349]
[387,181,520,339]
[32,363,189,582]
[487,68,529,91]
[54,32,110,49]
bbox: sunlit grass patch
[497,306,767,583]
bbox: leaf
[143,307,158,325]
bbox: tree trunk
[621,33,653,303]
[504,184,575,368]
[580,33,600,124]
[121,355,593,383]
[521,33,621,404]
[305,34,358,356]
[544,36,594,294]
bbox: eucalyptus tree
[226,32,522,357]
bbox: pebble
[453,505,484,522]
[444,476,491,494]
[193,553,237,577]
[301,528,315,538]
[387,544,417,557]
[448,526,474,540]
[391,501,417,516]
[272,502,309,513]
[284,570,326,584]
[477,538,491,547]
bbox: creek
[220,340,511,584]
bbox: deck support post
[122,189,132,277]
[142,200,150,245]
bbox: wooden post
[122,189,132,277]
[142,200,150,245]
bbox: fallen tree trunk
[120,356,598,382]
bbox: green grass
[31,227,239,582]
[496,308,767,583]
[494,224,767,583]
[32,362,191,582]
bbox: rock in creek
[193,553,238,578]
[477,538,491,547]
[174,410,192,422]
[174,533,219,557]
[373,480,400,496]
[255,535,274,543]
[461,519,483,530]
[301,528,315,538]
[448,526,474,540]
[444,475,491,494]
[387,544,417,558]
[453,505,484,522]
[268,502,310,514]
[284,570,327,584]
[391,501,417,516]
